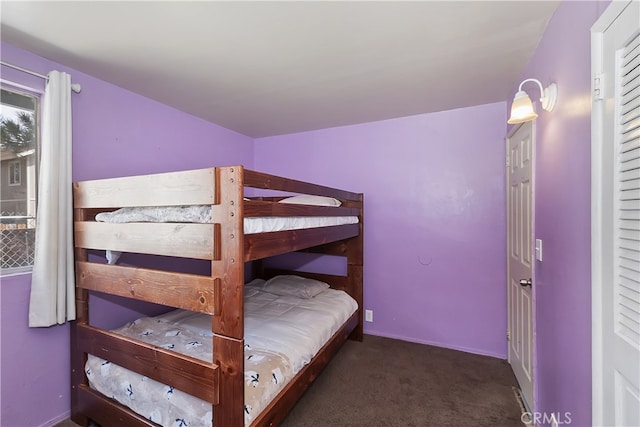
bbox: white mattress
[95,205,359,234]
[243,215,358,234]
[85,282,357,426]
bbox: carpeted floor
[280,335,523,427]
[58,335,523,427]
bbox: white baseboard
[39,411,70,427]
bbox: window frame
[1,84,41,275]
[8,160,21,186]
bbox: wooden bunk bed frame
[70,165,364,427]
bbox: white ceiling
[0,1,559,138]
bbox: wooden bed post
[70,206,90,426]
[347,193,364,341]
[212,166,245,427]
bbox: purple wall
[0,42,254,427]
[1,1,613,424]
[510,1,610,425]
[255,102,508,358]
[0,275,71,427]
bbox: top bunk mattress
[95,205,359,234]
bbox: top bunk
[73,165,363,262]
[72,165,364,319]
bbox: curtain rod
[1,60,82,93]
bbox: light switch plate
[535,239,543,261]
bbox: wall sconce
[507,78,558,124]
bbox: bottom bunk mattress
[85,276,358,426]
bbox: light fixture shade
[507,90,538,124]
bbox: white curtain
[28,71,75,327]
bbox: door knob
[519,278,532,287]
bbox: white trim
[0,266,33,277]
[590,26,605,426]
[591,0,631,34]
[363,330,508,359]
[38,410,70,427]
[0,78,45,95]
[590,2,633,425]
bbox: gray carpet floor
[280,335,523,427]
[58,335,523,427]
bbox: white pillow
[262,275,330,299]
[279,195,341,207]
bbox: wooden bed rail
[244,223,359,262]
[75,222,216,259]
[73,168,216,208]
[77,385,158,427]
[243,169,361,201]
[75,261,220,314]
[76,323,219,403]
[73,165,363,209]
[243,200,359,217]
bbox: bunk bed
[70,165,364,427]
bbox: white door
[592,1,640,425]
[507,121,534,410]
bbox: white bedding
[95,205,359,234]
[85,282,358,426]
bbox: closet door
[592,1,640,425]
[506,121,534,411]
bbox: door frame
[590,1,636,424]
[506,121,537,412]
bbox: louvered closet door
[613,29,640,426]
[598,2,640,424]
[618,32,640,351]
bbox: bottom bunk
[75,275,359,427]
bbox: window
[8,161,21,185]
[1,87,39,272]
